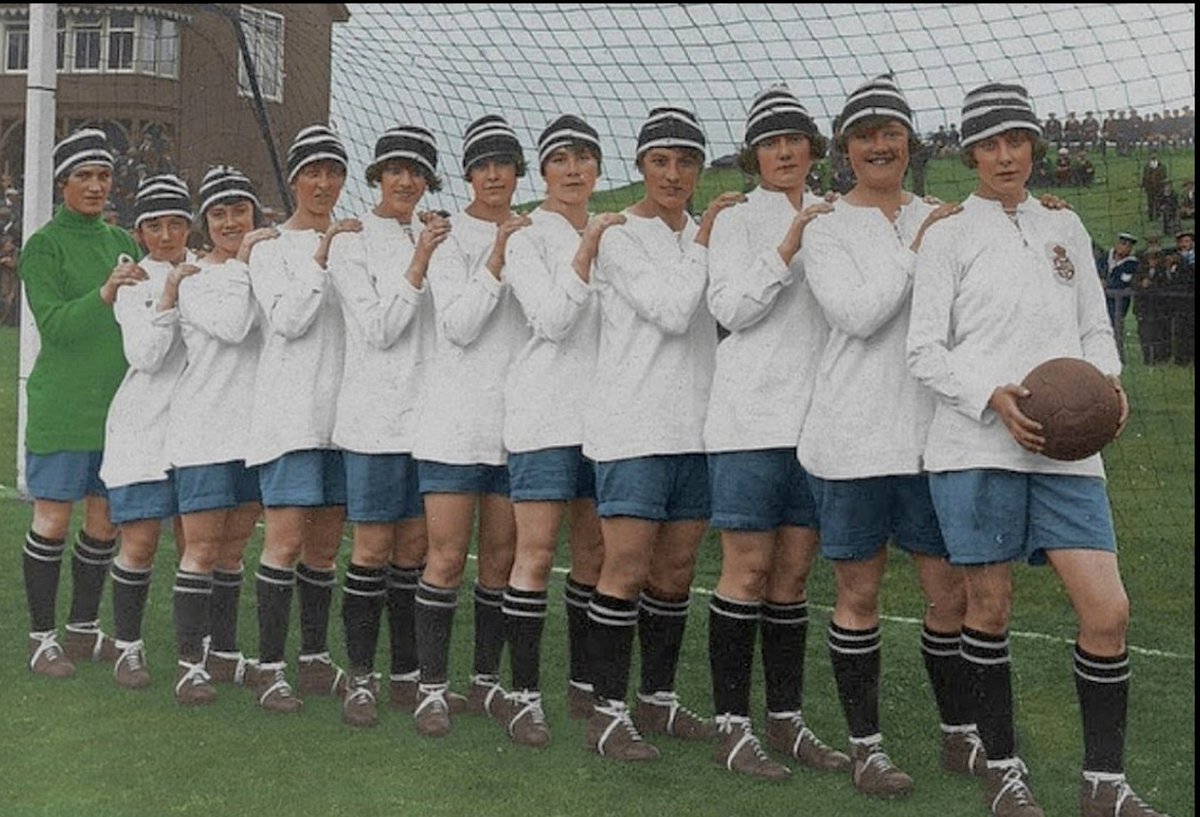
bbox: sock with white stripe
[922,625,973,728]
[504,587,548,691]
[23,530,66,632]
[209,567,244,654]
[1074,644,1129,774]
[587,592,639,702]
[111,560,152,643]
[828,622,882,740]
[473,583,506,678]
[256,562,295,664]
[342,563,386,673]
[387,563,422,675]
[173,569,213,662]
[762,599,808,714]
[68,530,117,627]
[709,594,760,717]
[638,591,690,695]
[297,562,336,656]
[962,626,1015,761]
[415,580,458,684]
[564,576,594,687]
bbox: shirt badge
[1049,244,1075,282]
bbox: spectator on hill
[1141,153,1168,220]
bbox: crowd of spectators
[1102,230,1195,367]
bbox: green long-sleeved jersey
[20,206,140,453]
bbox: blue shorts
[808,474,946,561]
[929,470,1117,567]
[344,452,424,522]
[508,446,597,502]
[595,454,710,522]
[176,461,261,514]
[418,460,510,496]
[259,449,347,508]
[108,473,179,524]
[709,449,817,531]
[25,451,106,502]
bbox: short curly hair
[464,154,527,182]
[835,115,922,156]
[366,157,443,193]
[736,133,830,176]
[960,131,1049,169]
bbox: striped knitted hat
[744,85,819,147]
[462,115,523,174]
[636,106,706,160]
[368,125,439,178]
[286,124,348,183]
[197,165,260,219]
[960,83,1043,150]
[133,174,192,228]
[839,74,914,134]
[537,114,602,170]
[53,128,114,180]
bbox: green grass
[0,185,1194,817]
[527,147,1196,251]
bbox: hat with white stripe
[462,114,523,174]
[368,125,438,178]
[286,124,348,183]
[839,73,914,134]
[537,114,601,171]
[636,106,706,160]
[960,82,1042,150]
[53,128,114,180]
[133,174,192,228]
[197,165,260,219]
[744,85,819,147]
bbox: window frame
[237,5,286,104]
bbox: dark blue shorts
[108,473,179,524]
[595,453,710,522]
[929,469,1117,566]
[176,461,261,514]
[709,449,817,531]
[258,449,346,508]
[417,460,510,496]
[508,446,597,502]
[807,473,946,561]
[344,452,424,522]
[26,450,106,502]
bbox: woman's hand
[314,218,363,268]
[100,255,148,306]
[485,213,533,279]
[778,202,834,263]
[989,383,1046,454]
[910,201,962,253]
[694,191,747,247]
[237,227,281,263]
[157,262,202,311]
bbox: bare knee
[1079,591,1130,652]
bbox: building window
[238,5,285,102]
[4,24,28,72]
[107,11,135,71]
[71,12,103,72]
[0,9,181,78]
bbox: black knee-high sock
[962,626,1015,761]
[67,530,117,627]
[209,567,244,654]
[587,593,638,702]
[762,599,808,714]
[342,563,386,673]
[173,570,213,662]
[387,563,422,676]
[709,594,760,717]
[638,591,690,695]
[504,587,548,691]
[828,623,882,740]
[473,583,505,678]
[23,530,66,633]
[296,562,336,656]
[564,576,594,686]
[256,563,295,665]
[1074,644,1130,774]
[111,560,152,643]
[922,625,973,727]
[415,580,458,684]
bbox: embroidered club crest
[1049,244,1075,282]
